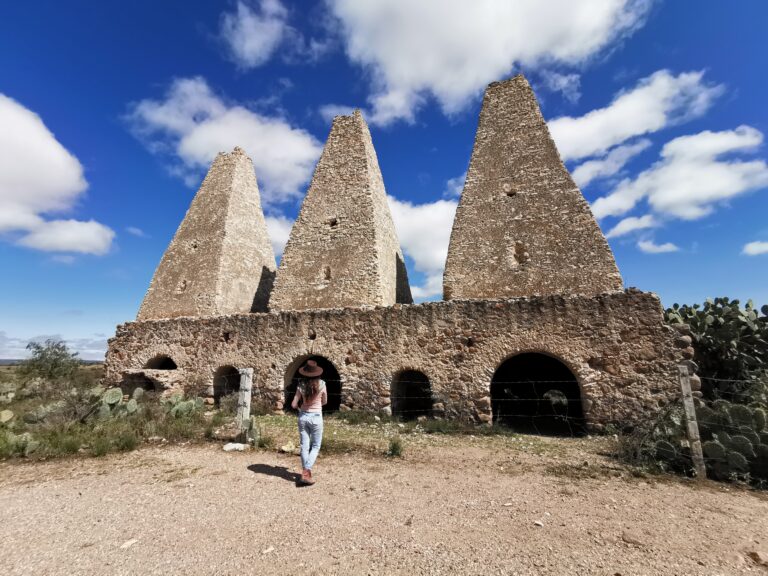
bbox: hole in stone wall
[175,280,188,293]
[391,370,432,420]
[308,329,317,340]
[222,331,232,343]
[144,355,178,370]
[324,266,331,281]
[190,240,199,249]
[213,365,240,405]
[119,374,158,397]
[284,356,341,413]
[327,217,339,229]
[491,353,584,436]
[502,183,517,197]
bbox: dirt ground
[1,435,767,576]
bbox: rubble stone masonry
[105,290,688,431]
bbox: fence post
[237,368,253,435]
[678,364,706,479]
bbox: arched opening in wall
[144,355,177,370]
[213,365,240,405]
[490,353,585,436]
[284,356,341,413]
[391,370,432,420]
[119,373,158,397]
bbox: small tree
[18,340,81,383]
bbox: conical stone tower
[137,147,276,320]
[270,110,412,311]
[443,75,623,300]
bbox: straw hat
[298,359,323,377]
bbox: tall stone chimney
[137,147,276,320]
[270,110,412,311]
[443,75,623,300]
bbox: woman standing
[291,360,327,485]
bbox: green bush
[386,436,404,458]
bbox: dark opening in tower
[213,365,240,405]
[284,355,341,413]
[391,370,432,420]
[144,355,177,370]
[490,353,585,436]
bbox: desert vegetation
[620,298,768,487]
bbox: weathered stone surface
[443,75,623,300]
[105,290,685,430]
[270,110,411,311]
[137,148,276,320]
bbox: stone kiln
[105,75,688,431]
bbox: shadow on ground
[247,463,303,485]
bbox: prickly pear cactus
[126,399,138,414]
[0,409,13,425]
[103,388,123,406]
[696,399,768,482]
[132,387,145,401]
[170,399,195,418]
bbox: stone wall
[443,75,623,300]
[105,289,689,431]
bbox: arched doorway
[284,356,341,413]
[490,353,585,435]
[213,365,240,404]
[144,355,177,370]
[391,370,432,420]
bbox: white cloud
[443,172,466,199]
[605,214,657,238]
[637,239,679,253]
[0,93,114,255]
[387,195,458,299]
[126,226,147,238]
[318,104,358,124]
[539,71,581,103]
[572,139,651,187]
[127,77,322,204]
[0,331,108,361]
[549,70,723,161]
[592,126,768,220]
[328,0,653,125]
[17,219,114,255]
[220,0,290,68]
[265,214,293,257]
[743,241,768,256]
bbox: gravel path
[1,439,767,575]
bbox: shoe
[299,469,309,484]
[305,469,316,485]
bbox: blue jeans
[298,411,323,470]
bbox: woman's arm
[291,388,301,410]
[321,384,328,406]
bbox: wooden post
[678,364,706,479]
[237,368,253,435]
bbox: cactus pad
[103,388,123,405]
[703,440,726,461]
[727,451,749,473]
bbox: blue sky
[1,0,767,359]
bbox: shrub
[257,434,274,449]
[218,393,239,415]
[386,436,404,458]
